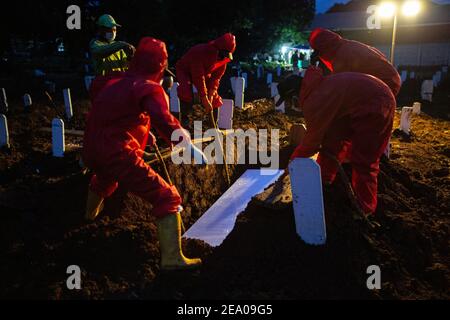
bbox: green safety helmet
[97,14,121,28]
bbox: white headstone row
[400,70,407,83]
[0,88,7,113]
[230,77,237,95]
[432,71,442,87]
[23,94,32,110]
[257,64,264,79]
[63,88,73,120]
[0,114,9,148]
[400,106,413,135]
[270,83,279,98]
[23,89,75,119]
[266,73,273,85]
[384,102,420,158]
[52,118,65,157]
[421,80,434,102]
[84,76,95,91]
[412,102,421,115]
[218,99,234,130]
[169,82,181,113]
[289,158,326,246]
[274,95,285,114]
[242,72,248,89]
[1,115,66,155]
[235,77,245,109]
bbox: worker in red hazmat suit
[288,67,396,215]
[83,37,207,270]
[176,33,236,112]
[309,28,401,96]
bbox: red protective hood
[309,28,343,72]
[129,37,168,81]
[210,33,236,53]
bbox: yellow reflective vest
[89,38,129,76]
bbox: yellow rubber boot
[85,189,105,221]
[156,212,202,271]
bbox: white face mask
[105,31,116,42]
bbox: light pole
[378,1,421,65]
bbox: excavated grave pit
[0,90,449,300]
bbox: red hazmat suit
[291,67,396,214]
[83,37,184,218]
[309,28,401,96]
[176,33,236,108]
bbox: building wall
[374,42,450,67]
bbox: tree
[0,0,315,60]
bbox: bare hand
[123,43,136,57]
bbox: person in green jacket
[89,14,135,76]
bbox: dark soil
[0,78,448,300]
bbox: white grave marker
[217,99,234,130]
[434,71,442,86]
[84,76,95,91]
[276,65,282,77]
[274,95,285,114]
[257,64,263,79]
[23,94,32,110]
[235,77,245,109]
[0,114,9,148]
[432,74,438,87]
[400,70,407,83]
[169,82,181,113]
[410,71,415,79]
[270,83,279,98]
[266,72,273,85]
[289,158,326,246]
[421,80,434,102]
[0,88,8,113]
[241,72,248,89]
[400,107,413,135]
[63,88,73,119]
[412,102,421,115]
[52,118,65,157]
[230,77,237,94]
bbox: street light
[378,1,421,65]
[378,2,396,18]
[402,0,421,16]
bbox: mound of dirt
[0,89,448,300]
